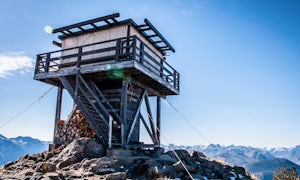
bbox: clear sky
[0,0,299,148]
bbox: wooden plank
[53,13,120,34]
[144,19,175,53]
[108,116,113,149]
[144,92,158,144]
[120,80,128,148]
[126,90,146,144]
[89,80,122,124]
[53,85,63,144]
[156,96,161,145]
[134,62,179,95]
[140,112,156,144]
[130,77,165,99]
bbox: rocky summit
[0,138,253,180]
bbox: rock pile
[0,138,253,179]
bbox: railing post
[108,115,113,149]
[53,85,63,145]
[115,39,121,62]
[160,59,163,78]
[140,42,144,64]
[35,55,41,74]
[132,36,137,61]
[45,53,50,72]
[176,72,180,92]
[75,47,82,101]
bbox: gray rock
[35,162,56,173]
[80,158,98,170]
[104,172,126,180]
[52,138,104,169]
[30,172,43,180]
[190,150,206,162]
[234,166,246,175]
[152,147,164,157]
[2,161,14,170]
[173,161,196,173]
[88,157,115,175]
[63,169,82,178]
[42,172,60,180]
[165,149,191,162]
[158,154,178,164]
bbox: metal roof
[52,13,175,54]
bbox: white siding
[60,25,128,65]
[130,27,163,76]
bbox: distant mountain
[0,134,49,166]
[0,135,25,165]
[9,136,49,155]
[163,144,300,180]
[246,158,300,180]
[269,146,300,165]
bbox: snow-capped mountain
[269,145,300,165]
[163,143,300,180]
[0,134,49,166]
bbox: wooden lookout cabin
[34,13,179,149]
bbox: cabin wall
[60,25,128,65]
[130,27,162,76]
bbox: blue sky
[0,0,299,148]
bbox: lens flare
[105,63,124,79]
[44,25,54,34]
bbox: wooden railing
[35,35,179,91]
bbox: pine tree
[273,165,299,180]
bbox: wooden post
[53,85,63,144]
[120,79,128,148]
[108,115,113,149]
[140,42,144,64]
[156,96,161,145]
[45,53,50,73]
[74,47,82,101]
[144,93,158,144]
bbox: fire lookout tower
[34,13,179,149]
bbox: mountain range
[1,134,300,179]
[0,134,49,165]
[162,144,300,180]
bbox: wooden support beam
[53,13,120,33]
[126,90,146,144]
[120,79,128,148]
[130,78,166,99]
[144,18,176,53]
[74,47,82,101]
[108,116,113,149]
[156,96,161,145]
[53,85,63,144]
[144,92,158,144]
[140,112,156,144]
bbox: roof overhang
[52,13,175,54]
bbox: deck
[34,35,179,96]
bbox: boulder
[36,162,56,173]
[190,150,206,162]
[104,172,126,180]
[152,147,165,157]
[51,138,104,169]
[42,172,61,180]
[173,161,196,173]
[165,150,191,162]
[158,154,178,164]
[63,169,82,178]
[88,157,115,175]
